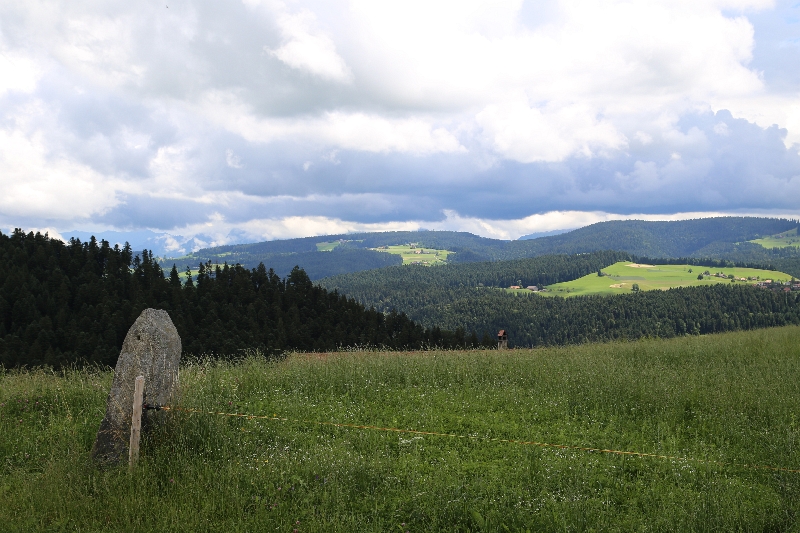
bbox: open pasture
[541,261,793,297]
[750,227,800,249]
[373,244,451,265]
[3,327,800,531]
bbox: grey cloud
[94,194,213,229]
[119,110,800,226]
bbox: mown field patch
[540,261,793,297]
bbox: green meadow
[316,241,341,251]
[373,245,451,265]
[539,261,793,297]
[750,227,800,249]
[3,326,800,531]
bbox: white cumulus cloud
[268,9,352,83]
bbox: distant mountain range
[156,216,799,279]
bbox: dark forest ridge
[165,216,800,279]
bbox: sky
[1,0,799,253]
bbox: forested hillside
[499,217,798,260]
[319,251,800,347]
[5,225,799,367]
[318,251,631,312]
[0,230,472,369]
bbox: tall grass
[2,327,800,531]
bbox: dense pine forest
[0,230,477,369]
[319,252,800,347]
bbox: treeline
[407,285,800,347]
[319,250,800,347]
[0,230,478,369]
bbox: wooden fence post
[129,375,144,470]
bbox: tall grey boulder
[91,308,181,464]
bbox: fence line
[158,405,800,475]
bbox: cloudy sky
[1,0,799,251]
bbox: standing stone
[91,308,181,464]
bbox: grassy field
[750,227,800,249]
[372,245,451,265]
[316,241,341,251]
[3,327,800,531]
[537,261,793,297]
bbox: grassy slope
[540,261,793,297]
[750,228,800,249]
[3,328,800,531]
